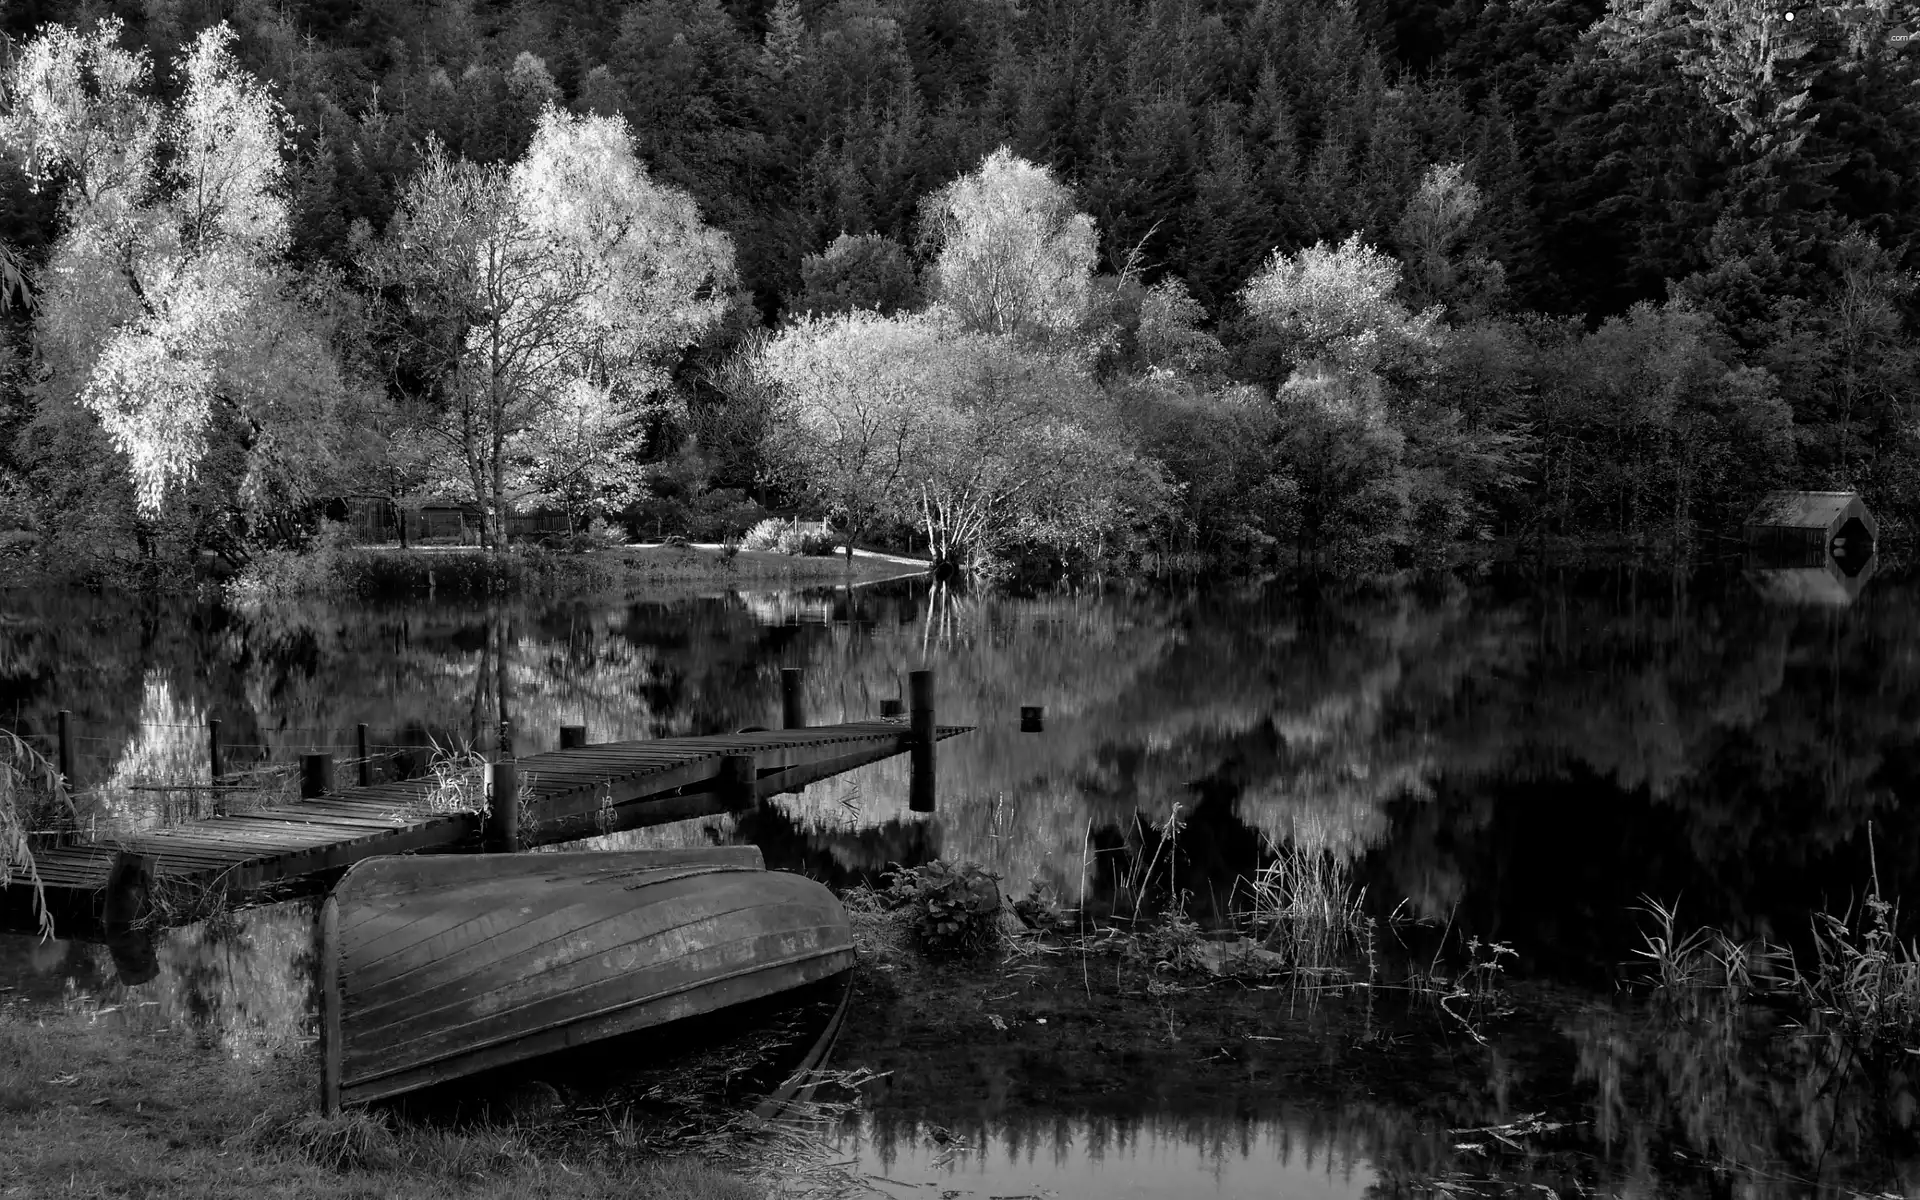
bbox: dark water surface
[2,565,1917,1196]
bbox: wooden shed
[1742,490,1877,569]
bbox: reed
[1631,896,1793,1012]
[1801,833,1920,1046]
[1244,838,1369,976]
[417,738,493,815]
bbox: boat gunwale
[339,944,857,1102]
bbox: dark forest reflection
[2,567,1918,1195]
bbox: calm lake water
[2,563,1917,1197]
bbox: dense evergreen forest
[0,0,1916,582]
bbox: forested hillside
[0,0,1916,582]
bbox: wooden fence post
[909,670,935,813]
[488,761,520,852]
[559,725,587,750]
[356,724,371,788]
[56,710,72,787]
[300,754,335,799]
[782,668,805,730]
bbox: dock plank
[9,718,972,936]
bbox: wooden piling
[1020,705,1044,733]
[559,725,587,750]
[300,754,335,799]
[487,761,520,852]
[782,668,805,729]
[880,698,904,719]
[208,719,223,782]
[56,710,72,787]
[909,670,935,813]
[100,851,154,933]
[356,724,371,788]
[719,755,757,808]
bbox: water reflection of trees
[5,570,1920,969]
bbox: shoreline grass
[0,1006,761,1200]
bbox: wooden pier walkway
[4,719,969,938]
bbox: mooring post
[356,723,371,788]
[56,709,73,788]
[719,754,757,808]
[909,670,935,813]
[300,753,335,799]
[1021,705,1045,733]
[488,761,520,852]
[559,724,587,750]
[782,668,805,730]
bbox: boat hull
[318,847,854,1110]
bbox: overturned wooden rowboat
[317,846,854,1111]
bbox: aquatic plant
[1631,896,1791,1008]
[881,860,1004,956]
[1243,838,1369,977]
[1802,837,1920,1048]
[416,739,493,816]
[0,727,78,940]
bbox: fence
[341,498,575,546]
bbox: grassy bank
[229,542,929,601]
[0,1007,759,1200]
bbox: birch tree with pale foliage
[920,148,1098,344]
[2,20,362,535]
[1240,234,1444,386]
[362,107,735,548]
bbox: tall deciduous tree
[3,19,364,554]
[1239,233,1444,396]
[758,311,1168,573]
[362,107,735,548]
[919,147,1098,345]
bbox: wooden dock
[3,719,968,938]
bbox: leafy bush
[741,518,841,556]
[776,524,839,555]
[740,518,787,551]
[881,860,1004,956]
